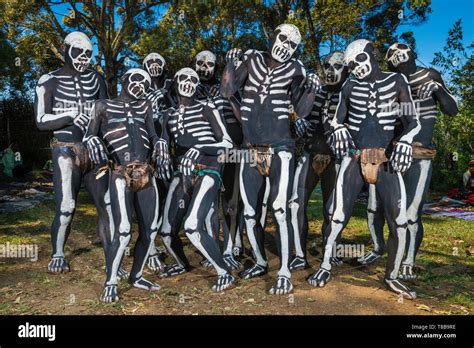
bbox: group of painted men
[34,23,457,302]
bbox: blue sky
[50,0,473,67]
[397,0,474,67]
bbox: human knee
[59,214,72,227]
[272,206,287,225]
[184,214,198,232]
[185,230,201,245]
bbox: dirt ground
[1,191,471,316]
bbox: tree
[133,0,431,76]
[1,0,169,97]
[431,19,473,192]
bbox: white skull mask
[143,53,166,77]
[271,24,301,63]
[323,52,345,85]
[64,32,93,73]
[195,50,216,81]
[124,68,151,99]
[385,43,412,67]
[175,68,199,97]
[344,39,373,80]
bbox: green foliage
[431,19,473,192]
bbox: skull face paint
[344,39,373,80]
[64,32,93,73]
[174,68,199,97]
[385,43,412,67]
[122,68,151,100]
[195,50,216,81]
[143,52,166,77]
[270,24,301,63]
[323,51,345,85]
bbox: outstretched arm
[429,69,458,116]
[391,75,422,173]
[83,101,108,164]
[35,74,75,131]
[220,49,249,98]
[328,81,355,158]
[292,68,320,119]
[145,101,169,167]
[194,105,234,156]
[398,75,421,144]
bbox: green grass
[305,188,473,312]
[0,186,472,314]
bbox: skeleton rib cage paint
[36,69,104,142]
[84,99,158,165]
[337,73,418,149]
[238,49,306,145]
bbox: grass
[0,185,472,315]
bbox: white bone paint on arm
[398,74,421,144]
[35,74,76,131]
[194,105,233,155]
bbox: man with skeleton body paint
[84,68,169,302]
[308,39,421,299]
[358,43,458,280]
[194,50,245,271]
[289,51,349,271]
[221,24,320,294]
[158,67,237,292]
[141,52,175,273]
[34,31,115,275]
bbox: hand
[209,85,219,97]
[305,73,322,94]
[152,139,170,167]
[163,79,174,93]
[179,148,200,176]
[391,141,412,174]
[86,136,108,164]
[73,113,90,133]
[158,162,172,182]
[226,48,243,66]
[418,81,439,100]
[331,125,355,159]
[294,118,314,138]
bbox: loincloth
[311,154,332,175]
[50,138,93,174]
[412,142,436,160]
[97,161,154,192]
[247,144,274,177]
[359,148,388,184]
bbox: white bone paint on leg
[104,189,115,242]
[239,159,267,266]
[160,176,186,266]
[184,176,227,276]
[205,202,215,238]
[110,177,131,285]
[137,179,161,277]
[273,151,292,278]
[404,159,430,267]
[260,177,271,227]
[390,172,408,279]
[55,156,75,257]
[321,156,351,270]
[367,184,382,252]
[289,155,306,258]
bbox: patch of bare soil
[0,222,462,315]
